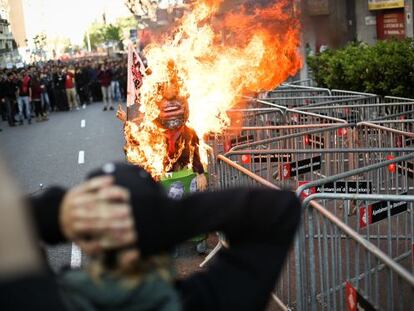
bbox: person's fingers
[75,240,102,256]
[99,228,137,250]
[72,219,107,235]
[73,176,114,194]
[72,203,131,220]
[96,186,130,202]
[113,228,137,246]
[71,208,133,236]
[119,249,140,270]
[70,193,100,210]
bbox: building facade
[303,0,413,52]
[0,13,19,67]
[300,0,414,80]
[7,0,27,49]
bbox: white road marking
[78,151,85,164]
[70,243,82,268]
[81,119,86,128]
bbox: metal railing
[213,153,414,310]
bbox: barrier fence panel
[296,101,414,122]
[207,105,346,157]
[282,79,315,87]
[207,123,341,158]
[206,86,414,309]
[223,122,414,190]
[263,95,368,109]
[228,103,347,127]
[378,96,414,121]
[299,196,414,311]
[384,96,414,103]
[360,120,414,136]
[331,89,377,98]
[215,154,414,310]
[258,86,378,109]
[295,153,414,310]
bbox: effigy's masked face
[156,98,189,130]
[158,99,185,129]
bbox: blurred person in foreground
[0,161,301,311]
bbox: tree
[83,23,104,50]
[83,23,122,51]
[103,24,121,42]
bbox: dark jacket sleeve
[29,187,67,245]
[0,273,68,311]
[133,189,300,256]
[190,132,205,175]
[131,189,301,311]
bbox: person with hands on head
[3,161,301,311]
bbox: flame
[124,0,302,178]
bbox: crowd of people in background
[0,56,128,131]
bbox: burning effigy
[121,0,302,188]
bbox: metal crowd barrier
[284,79,315,87]
[228,103,347,127]
[207,104,346,157]
[259,85,377,109]
[213,153,414,310]
[296,100,414,123]
[361,120,414,137]
[203,83,414,309]
[222,122,414,188]
[295,154,414,310]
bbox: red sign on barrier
[360,193,408,229]
[241,154,251,164]
[224,139,232,152]
[338,128,348,137]
[282,163,291,179]
[386,155,396,173]
[304,134,310,146]
[282,156,322,180]
[345,282,376,311]
[395,136,403,148]
[298,181,316,200]
[359,206,373,229]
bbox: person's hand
[196,173,208,192]
[0,160,42,275]
[117,248,141,273]
[116,104,126,122]
[59,176,137,256]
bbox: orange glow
[124,0,302,178]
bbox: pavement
[0,102,126,271]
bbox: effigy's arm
[190,133,208,191]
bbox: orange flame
[125,0,302,178]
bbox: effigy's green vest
[161,168,207,242]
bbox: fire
[124,0,302,178]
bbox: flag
[127,43,144,108]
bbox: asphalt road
[0,102,126,271]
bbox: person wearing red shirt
[30,72,48,122]
[17,70,32,124]
[98,64,113,111]
[64,67,79,111]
